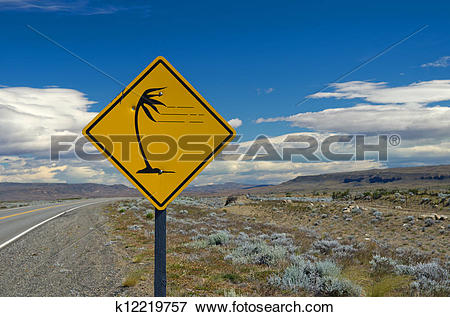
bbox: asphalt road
[0,198,113,249]
[0,197,134,296]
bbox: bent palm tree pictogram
[135,87,174,174]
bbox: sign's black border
[85,58,234,208]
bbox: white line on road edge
[0,200,111,250]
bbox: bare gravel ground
[0,200,132,296]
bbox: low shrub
[310,239,341,255]
[395,262,448,281]
[410,276,450,296]
[208,230,231,246]
[225,240,287,266]
[394,247,432,265]
[370,255,398,275]
[269,257,362,296]
[269,233,297,252]
[310,239,357,259]
[333,244,358,259]
[369,255,450,296]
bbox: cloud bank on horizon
[1,75,449,186]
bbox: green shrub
[208,230,231,246]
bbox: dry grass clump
[122,270,146,287]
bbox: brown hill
[275,164,450,192]
[0,183,140,201]
[185,165,450,195]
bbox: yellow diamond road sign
[82,57,236,210]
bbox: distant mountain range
[184,183,273,194]
[185,164,450,195]
[1,164,449,200]
[0,183,140,201]
[275,164,450,192]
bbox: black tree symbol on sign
[135,87,174,174]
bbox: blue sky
[0,0,449,185]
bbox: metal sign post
[154,208,167,297]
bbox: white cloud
[0,0,149,15]
[195,159,384,185]
[2,80,449,187]
[0,86,128,184]
[256,87,275,95]
[255,80,450,177]
[191,132,385,184]
[257,80,450,140]
[228,118,242,129]
[421,56,450,68]
[0,86,97,155]
[0,156,67,183]
[257,103,450,139]
[0,155,128,184]
[308,80,450,104]
[0,0,82,12]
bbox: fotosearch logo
[50,134,400,162]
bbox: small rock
[343,215,352,221]
[351,206,362,214]
[127,225,141,231]
[420,198,431,204]
[424,218,434,227]
[373,211,383,219]
[445,198,450,207]
[321,213,328,219]
[434,214,447,221]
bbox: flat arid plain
[0,165,448,297]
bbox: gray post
[154,208,166,297]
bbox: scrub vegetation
[105,188,449,296]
